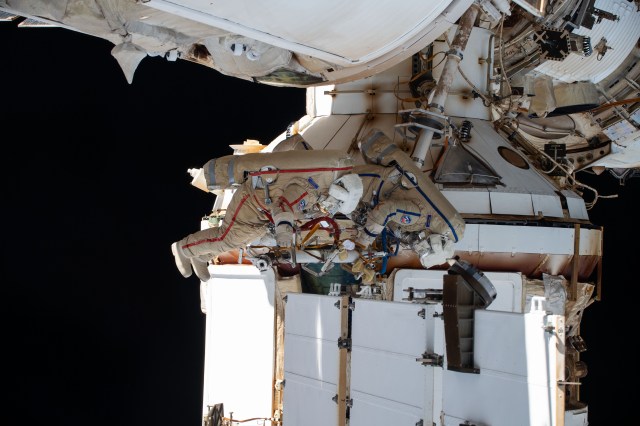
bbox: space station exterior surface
[4,0,638,425]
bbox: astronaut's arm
[413,233,455,269]
[270,182,309,247]
[356,199,422,247]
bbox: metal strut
[411,5,481,167]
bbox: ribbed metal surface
[535,0,640,83]
[17,18,58,27]
[153,0,456,63]
[0,10,19,21]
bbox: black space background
[2,21,637,426]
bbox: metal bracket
[417,308,426,319]
[403,286,443,303]
[337,337,352,350]
[203,403,225,426]
[567,335,587,353]
[332,394,353,407]
[416,352,443,367]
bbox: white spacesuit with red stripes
[171,148,362,281]
[180,177,320,259]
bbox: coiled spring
[459,120,473,142]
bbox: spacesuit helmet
[321,173,364,215]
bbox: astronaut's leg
[172,242,194,278]
[190,255,211,282]
[356,199,423,248]
[171,191,267,280]
[355,221,385,248]
[172,237,214,282]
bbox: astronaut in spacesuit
[351,129,466,270]
[171,144,363,281]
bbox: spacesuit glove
[275,223,294,248]
[355,222,384,248]
[355,234,374,249]
[417,234,454,269]
[352,259,375,284]
[352,259,365,273]
[361,267,376,284]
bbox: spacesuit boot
[171,242,212,281]
[171,242,193,278]
[190,257,211,282]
